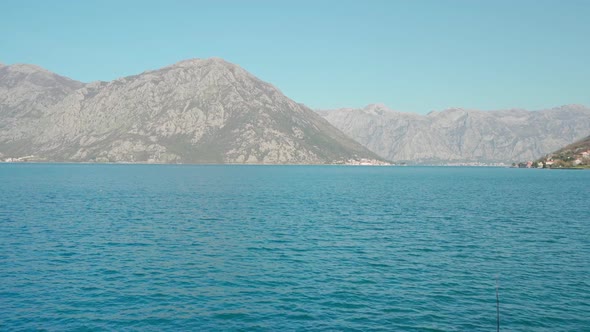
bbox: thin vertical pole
[496,276,500,332]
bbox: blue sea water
[0,164,589,331]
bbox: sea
[0,164,588,331]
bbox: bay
[0,164,588,331]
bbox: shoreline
[0,161,518,167]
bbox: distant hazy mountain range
[319,104,590,164]
[0,59,379,164]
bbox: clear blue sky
[1,0,589,113]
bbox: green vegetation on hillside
[536,135,590,169]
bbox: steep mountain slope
[556,135,590,153]
[0,59,380,164]
[536,134,590,168]
[320,104,590,163]
[0,63,84,146]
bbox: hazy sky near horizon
[1,0,589,113]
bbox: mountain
[0,58,381,164]
[319,104,590,164]
[536,134,590,168]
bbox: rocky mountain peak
[0,59,381,164]
[440,107,470,114]
[133,57,275,95]
[172,57,232,68]
[0,63,83,90]
[5,63,51,74]
[363,103,391,114]
[164,57,249,78]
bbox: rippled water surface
[1,164,589,331]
